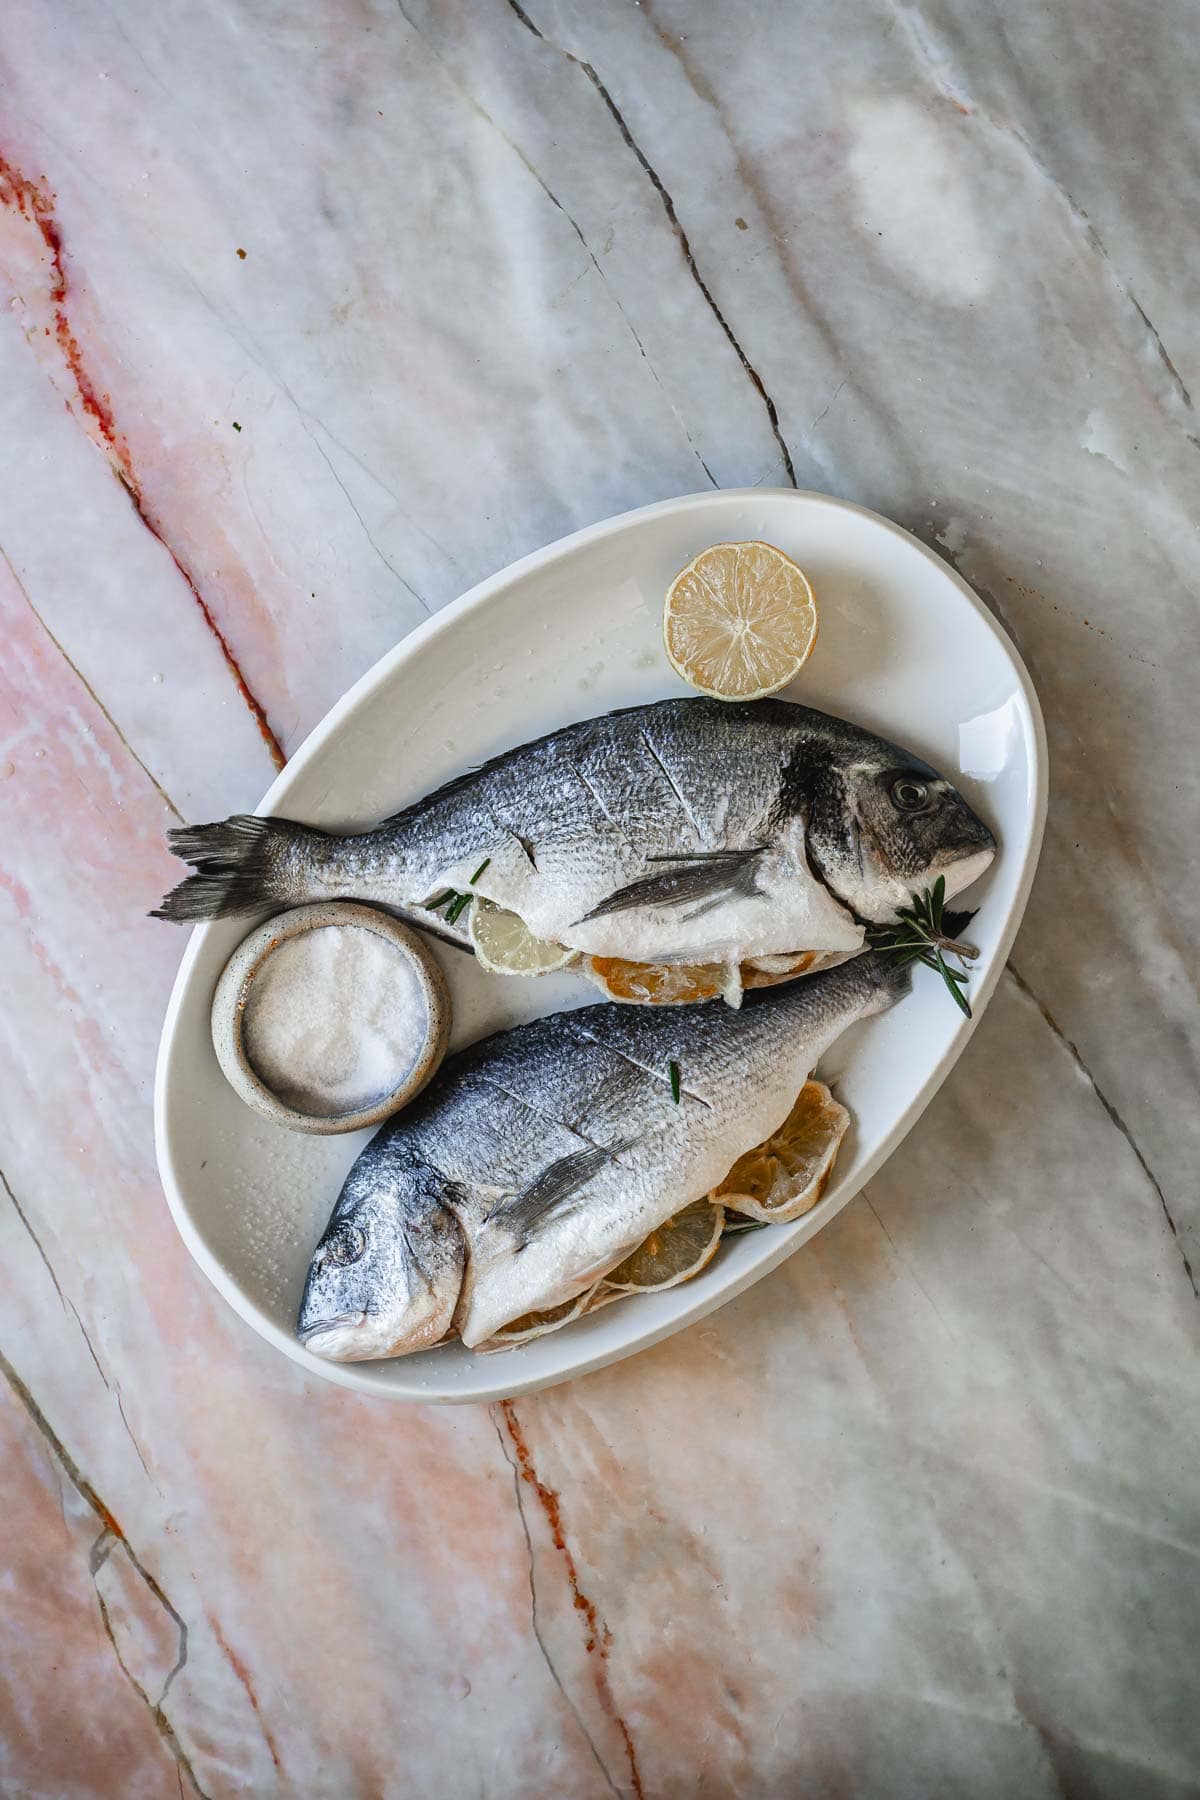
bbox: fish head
[800,743,996,925]
[297,1155,465,1362]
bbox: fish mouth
[934,842,996,899]
[299,1311,369,1360]
[948,797,997,858]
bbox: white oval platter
[155,489,1047,1403]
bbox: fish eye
[890,776,931,813]
[324,1223,366,1266]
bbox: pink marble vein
[0,554,604,1795]
[0,1382,181,1799]
[0,152,286,769]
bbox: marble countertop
[3,2,1198,1794]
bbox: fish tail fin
[859,947,915,1001]
[812,948,913,1010]
[151,814,328,922]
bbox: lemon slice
[470,898,577,976]
[741,950,852,988]
[741,951,822,989]
[664,540,818,700]
[583,1283,625,1313]
[583,955,730,1006]
[479,1281,601,1351]
[713,1080,848,1222]
[604,1200,725,1292]
[583,952,849,1006]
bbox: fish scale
[459,1047,647,1146]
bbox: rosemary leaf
[940,956,973,1017]
[869,884,980,1017]
[445,891,473,927]
[931,873,947,932]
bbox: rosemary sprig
[424,856,491,930]
[868,876,979,1018]
[425,887,473,927]
[669,1060,682,1104]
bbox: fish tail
[857,947,915,1000]
[151,814,329,922]
[816,947,913,1008]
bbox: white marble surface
[1,2,1198,1795]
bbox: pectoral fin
[491,1140,633,1242]
[576,848,767,925]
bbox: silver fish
[154,698,995,969]
[297,951,910,1359]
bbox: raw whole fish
[297,951,910,1358]
[155,699,995,977]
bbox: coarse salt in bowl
[211,903,450,1134]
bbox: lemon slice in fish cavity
[603,1200,725,1292]
[488,1202,726,1346]
[482,1282,601,1349]
[583,955,735,1006]
[583,950,847,1007]
[713,1080,848,1222]
[664,540,818,700]
[469,898,577,976]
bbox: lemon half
[664,540,817,700]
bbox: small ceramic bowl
[211,902,450,1135]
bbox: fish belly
[455,1019,834,1346]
